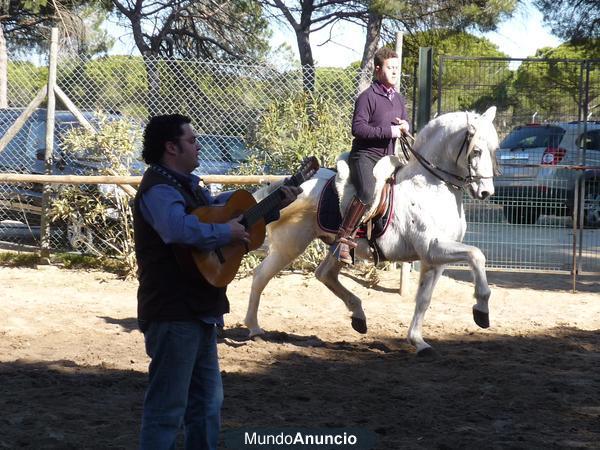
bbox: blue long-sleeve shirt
[139,171,233,251]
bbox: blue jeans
[140,321,223,450]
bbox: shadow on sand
[1,327,598,449]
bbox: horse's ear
[481,106,497,122]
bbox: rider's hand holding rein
[392,117,410,137]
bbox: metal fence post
[417,47,432,132]
[39,27,58,260]
[395,32,412,295]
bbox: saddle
[335,152,404,238]
[317,153,404,262]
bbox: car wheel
[584,184,600,228]
[502,206,540,225]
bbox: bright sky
[269,0,563,67]
[108,0,562,67]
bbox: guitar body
[189,189,266,287]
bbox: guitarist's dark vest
[133,166,229,331]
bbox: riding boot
[334,196,367,265]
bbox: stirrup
[333,242,354,265]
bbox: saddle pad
[316,176,342,234]
[316,176,394,239]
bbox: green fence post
[417,47,433,132]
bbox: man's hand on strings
[279,186,303,210]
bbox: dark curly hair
[142,114,192,164]
[374,47,398,69]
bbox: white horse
[244,107,500,356]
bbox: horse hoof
[248,328,265,339]
[473,307,490,328]
[416,347,437,359]
[351,317,367,334]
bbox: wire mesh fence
[0,53,411,256]
[1,51,599,278]
[439,56,600,275]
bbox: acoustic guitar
[187,157,319,287]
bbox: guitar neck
[242,159,316,228]
[243,188,285,228]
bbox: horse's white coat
[245,107,499,353]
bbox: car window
[197,135,248,162]
[222,137,248,162]
[197,136,223,162]
[500,126,565,149]
[577,129,600,151]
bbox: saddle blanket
[316,176,394,240]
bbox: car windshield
[197,135,248,162]
[500,126,565,149]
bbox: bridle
[398,112,496,191]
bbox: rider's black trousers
[348,150,380,205]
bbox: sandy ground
[0,265,599,449]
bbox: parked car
[0,108,143,226]
[194,134,249,176]
[494,121,600,226]
[194,134,251,194]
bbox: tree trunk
[143,54,162,116]
[357,11,382,95]
[0,23,8,108]
[296,29,315,94]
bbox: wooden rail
[0,173,288,186]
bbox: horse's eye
[472,147,482,156]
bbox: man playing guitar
[133,114,301,450]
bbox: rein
[398,113,492,191]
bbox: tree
[262,0,518,94]
[512,41,600,122]
[260,0,368,92]
[402,30,512,115]
[112,0,269,61]
[0,0,114,106]
[111,0,271,114]
[534,0,599,42]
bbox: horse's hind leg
[315,253,367,334]
[244,222,315,337]
[407,263,444,356]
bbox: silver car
[494,121,600,226]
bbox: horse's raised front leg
[244,220,315,337]
[407,263,444,356]
[423,238,491,329]
[315,252,367,334]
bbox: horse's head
[461,106,499,200]
[414,106,499,200]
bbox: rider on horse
[334,47,410,264]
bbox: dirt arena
[0,265,598,449]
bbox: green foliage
[59,112,142,174]
[534,0,599,41]
[0,251,40,267]
[7,60,47,106]
[234,91,353,272]
[4,1,115,57]
[57,56,149,119]
[512,40,600,122]
[49,115,142,276]
[0,251,131,276]
[372,0,517,33]
[403,30,512,114]
[238,92,353,176]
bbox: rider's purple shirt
[351,81,409,157]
